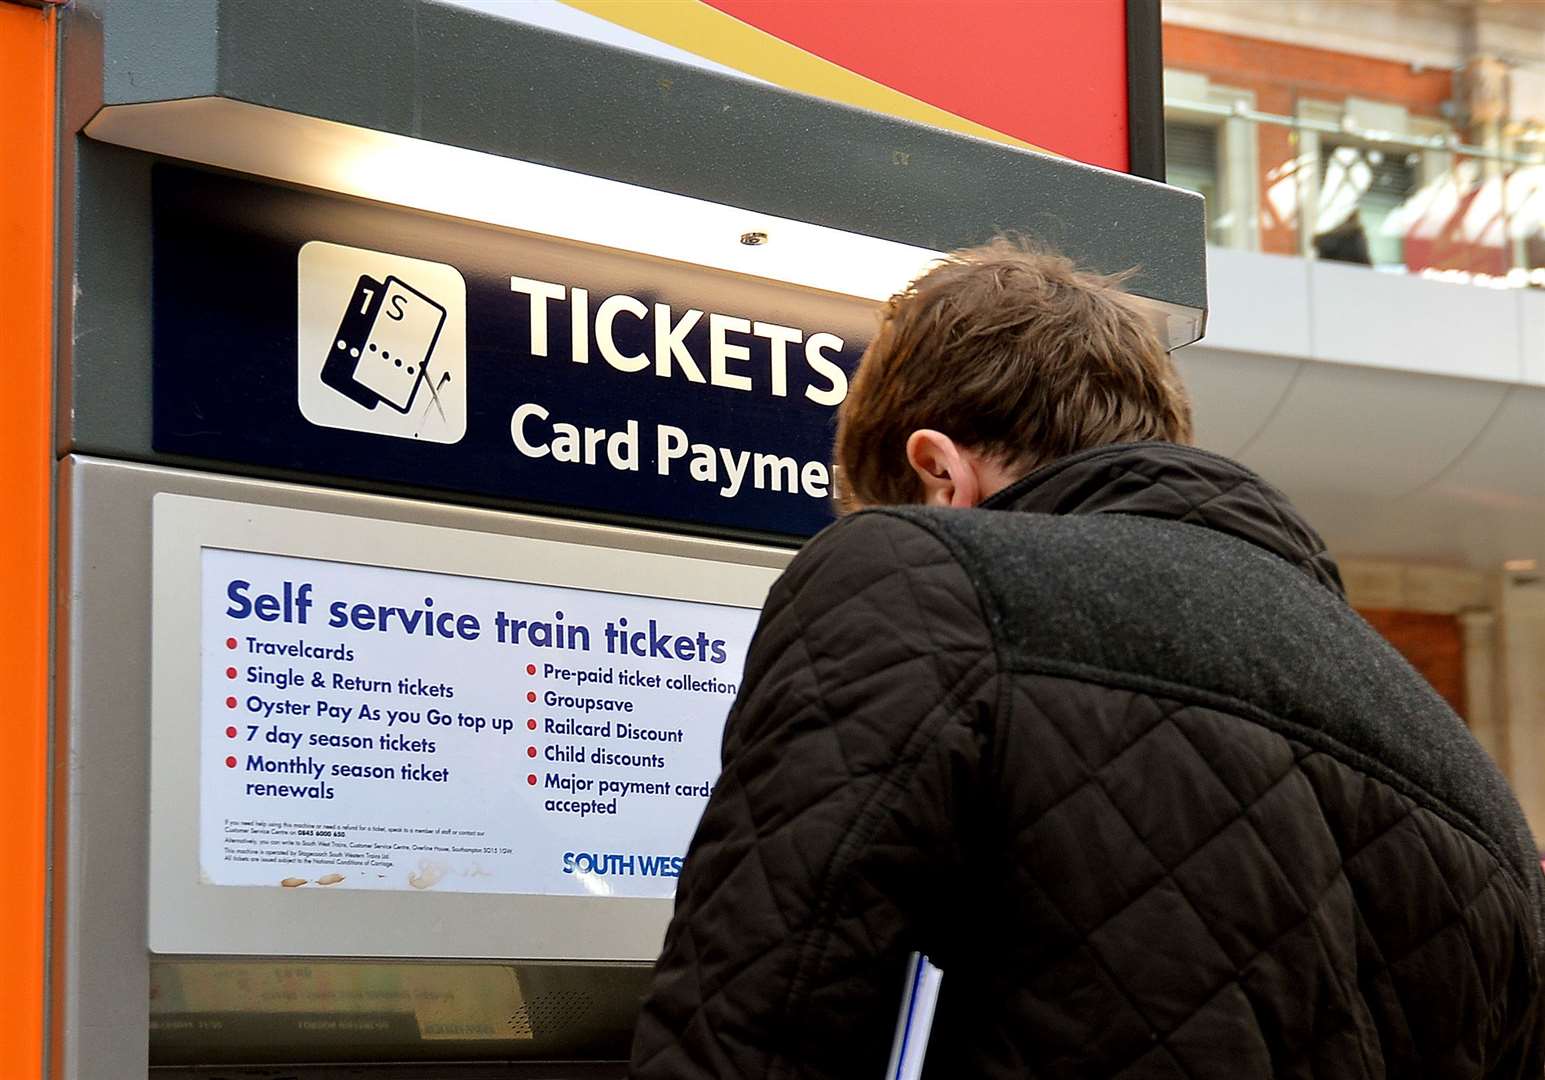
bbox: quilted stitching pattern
[633,514,997,1080]
[631,447,1544,1079]
[941,673,1535,1079]
[979,440,1345,595]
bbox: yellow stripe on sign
[562,0,1051,154]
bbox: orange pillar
[0,1,56,1075]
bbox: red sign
[705,0,1132,172]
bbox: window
[1163,69,1260,250]
[1317,142,1421,268]
[1165,120,1222,244]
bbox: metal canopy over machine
[52,1,1206,1077]
[66,0,1205,491]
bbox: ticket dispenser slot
[148,959,651,1074]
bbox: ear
[905,429,984,508]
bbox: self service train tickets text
[225,580,731,663]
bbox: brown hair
[833,238,1193,509]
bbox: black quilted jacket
[630,442,1544,1079]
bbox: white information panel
[203,548,757,898]
[150,494,786,958]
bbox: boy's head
[833,238,1193,511]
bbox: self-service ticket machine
[46,1,1206,1075]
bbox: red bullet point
[526,664,536,675]
[526,691,536,703]
[225,667,237,679]
[526,774,537,786]
[225,696,237,709]
[226,637,237,650]
[527,746,537,758]
[225,726,237,738]
[224,756,237,768]
[527,719,537,730]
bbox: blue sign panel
[152,165,878,538]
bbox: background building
[1162,0,1545,838]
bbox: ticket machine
[34,1,1206,1075]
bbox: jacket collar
[979,441,1346,597]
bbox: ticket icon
[322,274,448,414]
[297,240,467,444]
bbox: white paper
[199,547,759,898]
[885,953,943,1080]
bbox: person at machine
[629,239,1544,1078]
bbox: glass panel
[1260,125,1306,257]
[1314,142,1420,269]
[1162,91,1545,285]
[1381,152,1519,280]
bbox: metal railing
[1164,96,1545,289]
